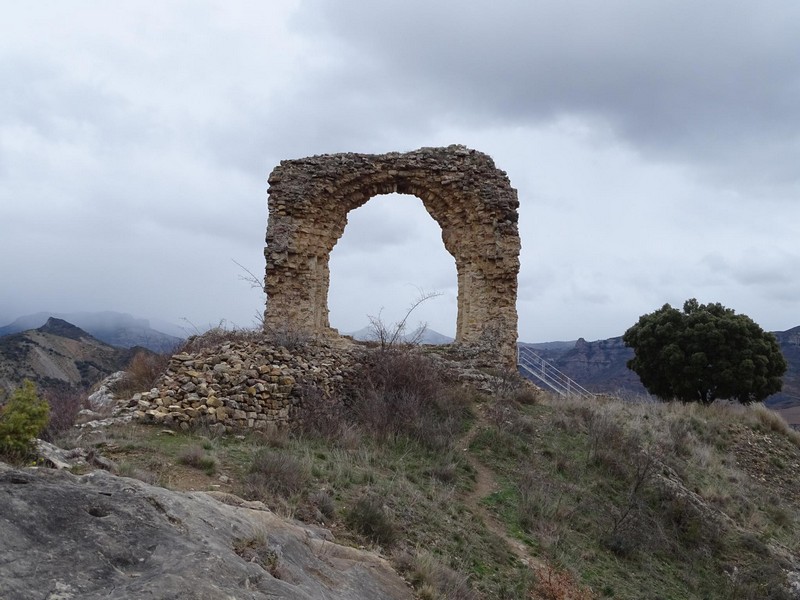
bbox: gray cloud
[298,0,800,190]
[1,1,799,342]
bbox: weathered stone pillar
[264,145,521,368]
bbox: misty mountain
[0,318,139,399]
[0,311,183,353]
[346,325,454,345]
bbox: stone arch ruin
[264,145,520,366]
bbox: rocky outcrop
[0,463,412,600]
[265,145,520,367]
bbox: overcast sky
[2,1,799,342]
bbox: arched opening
[328,193,457,341]
[264,146,520,367]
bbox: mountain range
[346,325,454,345]
[0,318,140,399]
[0,311,183,353]
[522,325,800,426]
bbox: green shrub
[0,380,50,458]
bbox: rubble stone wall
[134,340,356,432]
[264,145,521,367]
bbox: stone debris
[133,338,358,432]
[129,335,537,432]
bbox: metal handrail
[517,345,594,399]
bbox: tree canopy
[622,299,787,404]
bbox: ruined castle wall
[264,145,520,367]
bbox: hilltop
[2,332,799,599]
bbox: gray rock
[0,463,412,600]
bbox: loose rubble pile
[133,338,359,432]
[129,332,536,433]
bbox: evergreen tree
[623,299,786,404]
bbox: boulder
[0,463,412,600]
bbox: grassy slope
[59,389,800,599]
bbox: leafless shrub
[232,259,267,328]
[308,489,336,520]
[350,350,470,450]
[41,388,86,440]
[485,395,537,436]
[532,564,595,600]
[233,534,280,577]
[345,494,395,546]
[245,449,309,499]
[177,322,263,354]
[264,324,311,352]
[517,470,580,550]
[366,289,442,350]
[751,403,800,448]
[295,382,348,439]
[112,350,170,398]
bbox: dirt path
[459,406,544,572]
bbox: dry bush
[345,494,395,546]
[41,387,86,440]
[112,351,170,398]
[750,403,800,447]
[245,448,309,499]
[177,444,217,475]
[232,534,280,577]
[532,564,595,600]
[396,550,478,600]
[264,324,311,351]
[296,383,347,439]
[350,350,471,450]
[485,395,537,436]
[517,471,575,549]
[308,489,336,520]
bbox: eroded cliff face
[264,145,520,368]
[0,463,412,600]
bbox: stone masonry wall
[132,336,535,433]
[264,145,521,368]
[134,339,357,433]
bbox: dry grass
[750,403,800,447]
[244,448,309,500]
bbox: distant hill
[521,326,800,421]
[0,318,139,399]
[0,311,183,353]
[346,325,454,345]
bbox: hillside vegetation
[51,341,800,600]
